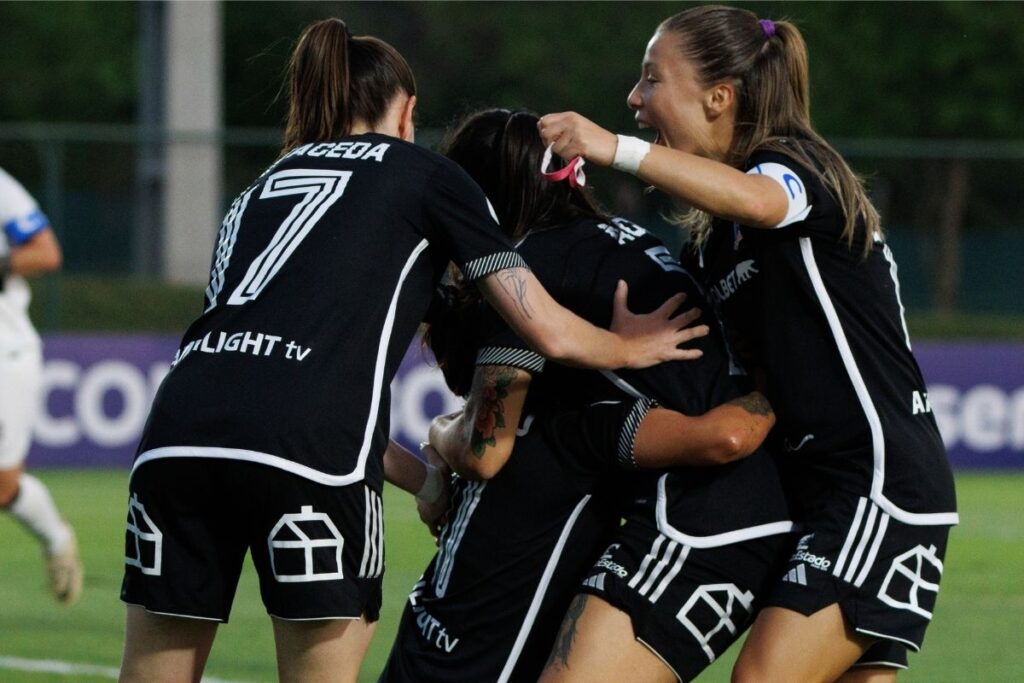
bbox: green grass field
[1,470,1021,682]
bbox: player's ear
[703,82,734,120]
[399,95,417,142]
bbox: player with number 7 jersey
[138,135,533,486]
[119,19,707,683]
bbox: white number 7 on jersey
[225,169,353,306]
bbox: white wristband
[416,464,445,504]
[611,135,651,175]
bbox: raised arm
[429,365,531,480]
[537,111,790,229]
[477,270,708,370]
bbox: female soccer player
[0,166,82,605]
[117,20,704,683]
[380,109,793,683]
[538,6,958,681]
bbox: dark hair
[426,108,607,396]
[281,18,416,154]
[661,5,880,254]
[444,109,605,241]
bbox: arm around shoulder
[631,392,775,468]
[477,268,708,370]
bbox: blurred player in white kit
[0,165,83,604]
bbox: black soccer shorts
[121,458,384,622]
[765,490,952,663]
[577,516,791,682]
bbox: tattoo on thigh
[546,594,589,670]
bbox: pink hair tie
[758,19,776,38]
[541,144,586,188]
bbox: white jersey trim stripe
[133,447,360,487]
[799,237,959,527]
[656,475,794,548]
[881,243,913,351]
[355,238,430,482]
[497,495,592,683]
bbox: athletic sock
[7,473,72,555]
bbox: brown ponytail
[282,18,416,154]
[661,6,881,256]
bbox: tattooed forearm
[467,365,518,457]
[496,269,535,320]
[728,391,773,417]
[545,594,589,671]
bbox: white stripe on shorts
[648,544,691,603]
[832,497,889,586]
[358,488,383,578]
[637,540,680,597]
[628,535,666,589]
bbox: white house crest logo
[675,583,755,662]
[268,505,345,583]
[878,544,944,619]
[125,494,163,576]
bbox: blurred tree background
[5,2,1022,135]
[1,1,1022,328]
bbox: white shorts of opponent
[0,345,43,470]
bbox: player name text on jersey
[285,141,391,162]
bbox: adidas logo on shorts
[782,564,808,586]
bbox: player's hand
[417,444,452,543]
[428,411,462,471]
[611,280,709,368]
[538,112,617,167]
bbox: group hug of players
[118,6,957,683]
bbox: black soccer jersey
[688,147,958,525]
[383,216,792,682]
[381,402,621,683]
[478,216,793,544]
[135,135,525,488]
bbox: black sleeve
[422,160,528,280]
[545,397,659,471]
